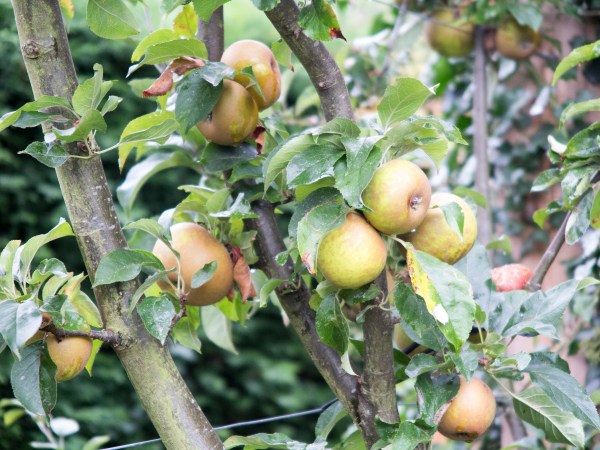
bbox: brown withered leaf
[329,28,346,41]
[251,126,266,155]
[142,57,204,98]
[230,246,256,301]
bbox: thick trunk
[10,2,223,448]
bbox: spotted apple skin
[491,264,532,292]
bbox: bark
[11,2,223,449]
[265,0,353,121]
[197,6,224,62]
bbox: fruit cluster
[197,40,281,146]
[425,8,541,60]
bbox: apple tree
[1,0,599,449]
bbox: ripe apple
[221,40,281,111]
[402,192,477,264]
[47,335,93,382]
[317,212,387,290]
[438,376,496,441]
[197,79,258,146]
[425,8,474,58]
[153,222,234,306]
[496,17,541,60]
[362,159,432,235]
[491,264,532,292]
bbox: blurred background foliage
[0,0,599,448]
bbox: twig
[473,25,493,250]
[41,322,125,347]
[525,211,571,291]
[168,293,187,335]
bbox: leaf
[405,354,449,378]
[87,0,140,40]
[117,111,180,170]
[452,186,487,208]
[564,122,600,159]
[137,295,176,345]
[316,295,349,355]
[565,191,594,245]
[315,401,346,440]
[172,313,202,353]
[93,249,165,287]
[0,240,21,297]
[388,421,436,450]
[559,98,600,128]
[192,0,230,22]
[173,4,198,38]
[17,218,74,282]
[175,66,225,132]
[201,305,237,354]
[394,282,446,352]
[191,261,217,289]
[415,374,459,428]
[0,96,72,133]
[512,387,585,448]
[224,433,310,450]
[406,246,476,350]
[438,202,464,239]
[531,168,560,192]
[63,292,103,329]
[131,29,180,63]
[378,78,436,130]
[129,270,174,314]
[20,141,69,168]
[286,145,344,187]
[201,142,258,172]
[501,280,579,338]
[129,38,207,74]
[292,189,348,274]
[524,353,600,429]
[258,279,285,307]
[553,41,600,85]
[591,190,600,230]
[11,343,56,416]
[53,109,107,143]
[0,300,42,358]
[334,136,383,208]
[82,435,111,450]
[72,65,111,115]
[506,3,543,29]
[116,151,198,213]
[448,345,479,381]
[263,134,316,191]
[251,0,280,11]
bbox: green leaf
[512,387,585,448]
[18,218,74,282]
[117,111,180,170]
[439,203,464,239]
[315,401,346,440]
[292,188,348,274]
[72,65,112,116]
[560,98,600,129]
[316,295,349,355]
[334,136,383,208]
[298,3,333,42]
[30,258,68,285]
[378,78,435,130]
[87,0,140,40]
[531,168,561,192]
[263,134,315,191]
[591,190,600,230]
[12,111,57,128]
[394,282,446,352]
[448,345,479,381]
[258,279,285,307]
[553,41,600,85]
[82,436,111,450]
[137,295,176,345]
[173,4,198,38]
[380,122,450,168]
[202,305,237,354]
[131,29,180,62]
[507,3,543,29]
[53,109,107,143]
[0,96,72,133]
[286,145,344,188]
[11,343,56,416]
[0,300,42,358]
[172,310,202,353]
[224,432,309,450]
[175,67,225,133]
[201,142,258,172]
[452,186,487,208]
[0,240,21,297]
[20,141,69,168]
[63,292,103,329]
[191,261,217,288]
[116,151,198,213]
[405,354,448,378]
[485,235,512,254]
[388,421,435,450]
[129,38,207,73]
[406,246,476,350]
[272,39,293,71]
[415,372,460,426]
[129,270,174,314]
[525,353,600,429]
[565,190,594,245]
[93,249,165,287]
[192,0,230,22]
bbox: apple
[402,192,477,264]
[221,39,281,111]
[438,376,496,441]
[496,17,541,60]
[362,159,432,235]
[425,8,474,58]
[317,212,387,290]
[47,335,93,382]
[153,222,234,306]
[197,79,258,146]
[491,264,532,292]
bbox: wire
[100,399,339,450]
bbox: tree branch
[11,2,223,448]
[41,323,126,347]
[473,25,493,247]
[264,0,353,121]
[197,6,224,61]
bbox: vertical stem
[11,2,223,449]
[473,25,493,247]
[197,6,224,62]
